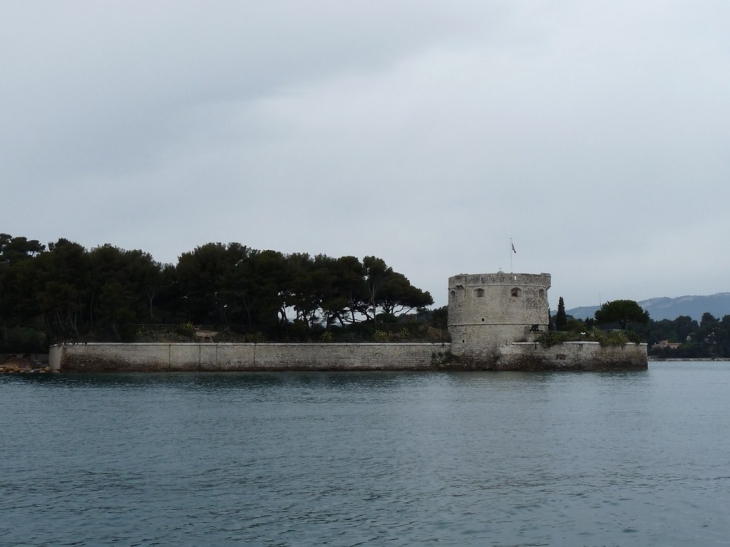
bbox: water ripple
[2,364,730,545]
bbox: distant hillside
[566,293,730,322]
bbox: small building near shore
[653,340,682,350]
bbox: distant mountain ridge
[565,293,730,322]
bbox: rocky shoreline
[1,356,57,374]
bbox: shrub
[536,331,573,348]
[593,330,631,347]
[373,330,391,342]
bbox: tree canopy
[594,299,650,330]
[0,232,435,350]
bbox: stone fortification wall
[49,343,451,372]
[48,340,647,372]
[448,272,551,354]
[495,341,648,370]
[449,324,524,355]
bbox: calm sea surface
[2,362,730,546]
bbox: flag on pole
[509,239,516,273]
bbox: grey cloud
[2,1,729,309]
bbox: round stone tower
[448,272,551,356]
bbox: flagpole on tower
[510,238,515,272]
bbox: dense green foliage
[643,313,730,359]
[0,233,435,351]
[595,299,650,329]
[558,301,730,358]
[536,330,573,347]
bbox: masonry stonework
[49,343,450,372]
[448,272,551,356]
[447,271,647,369]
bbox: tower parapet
[448,272,551,356]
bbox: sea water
[2,363,730,546]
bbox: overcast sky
[2,1,729,310]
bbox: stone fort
[448,272,551,356]
[50,270,648,372]
[446,270,647,369]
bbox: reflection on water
[2,363,730,546]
